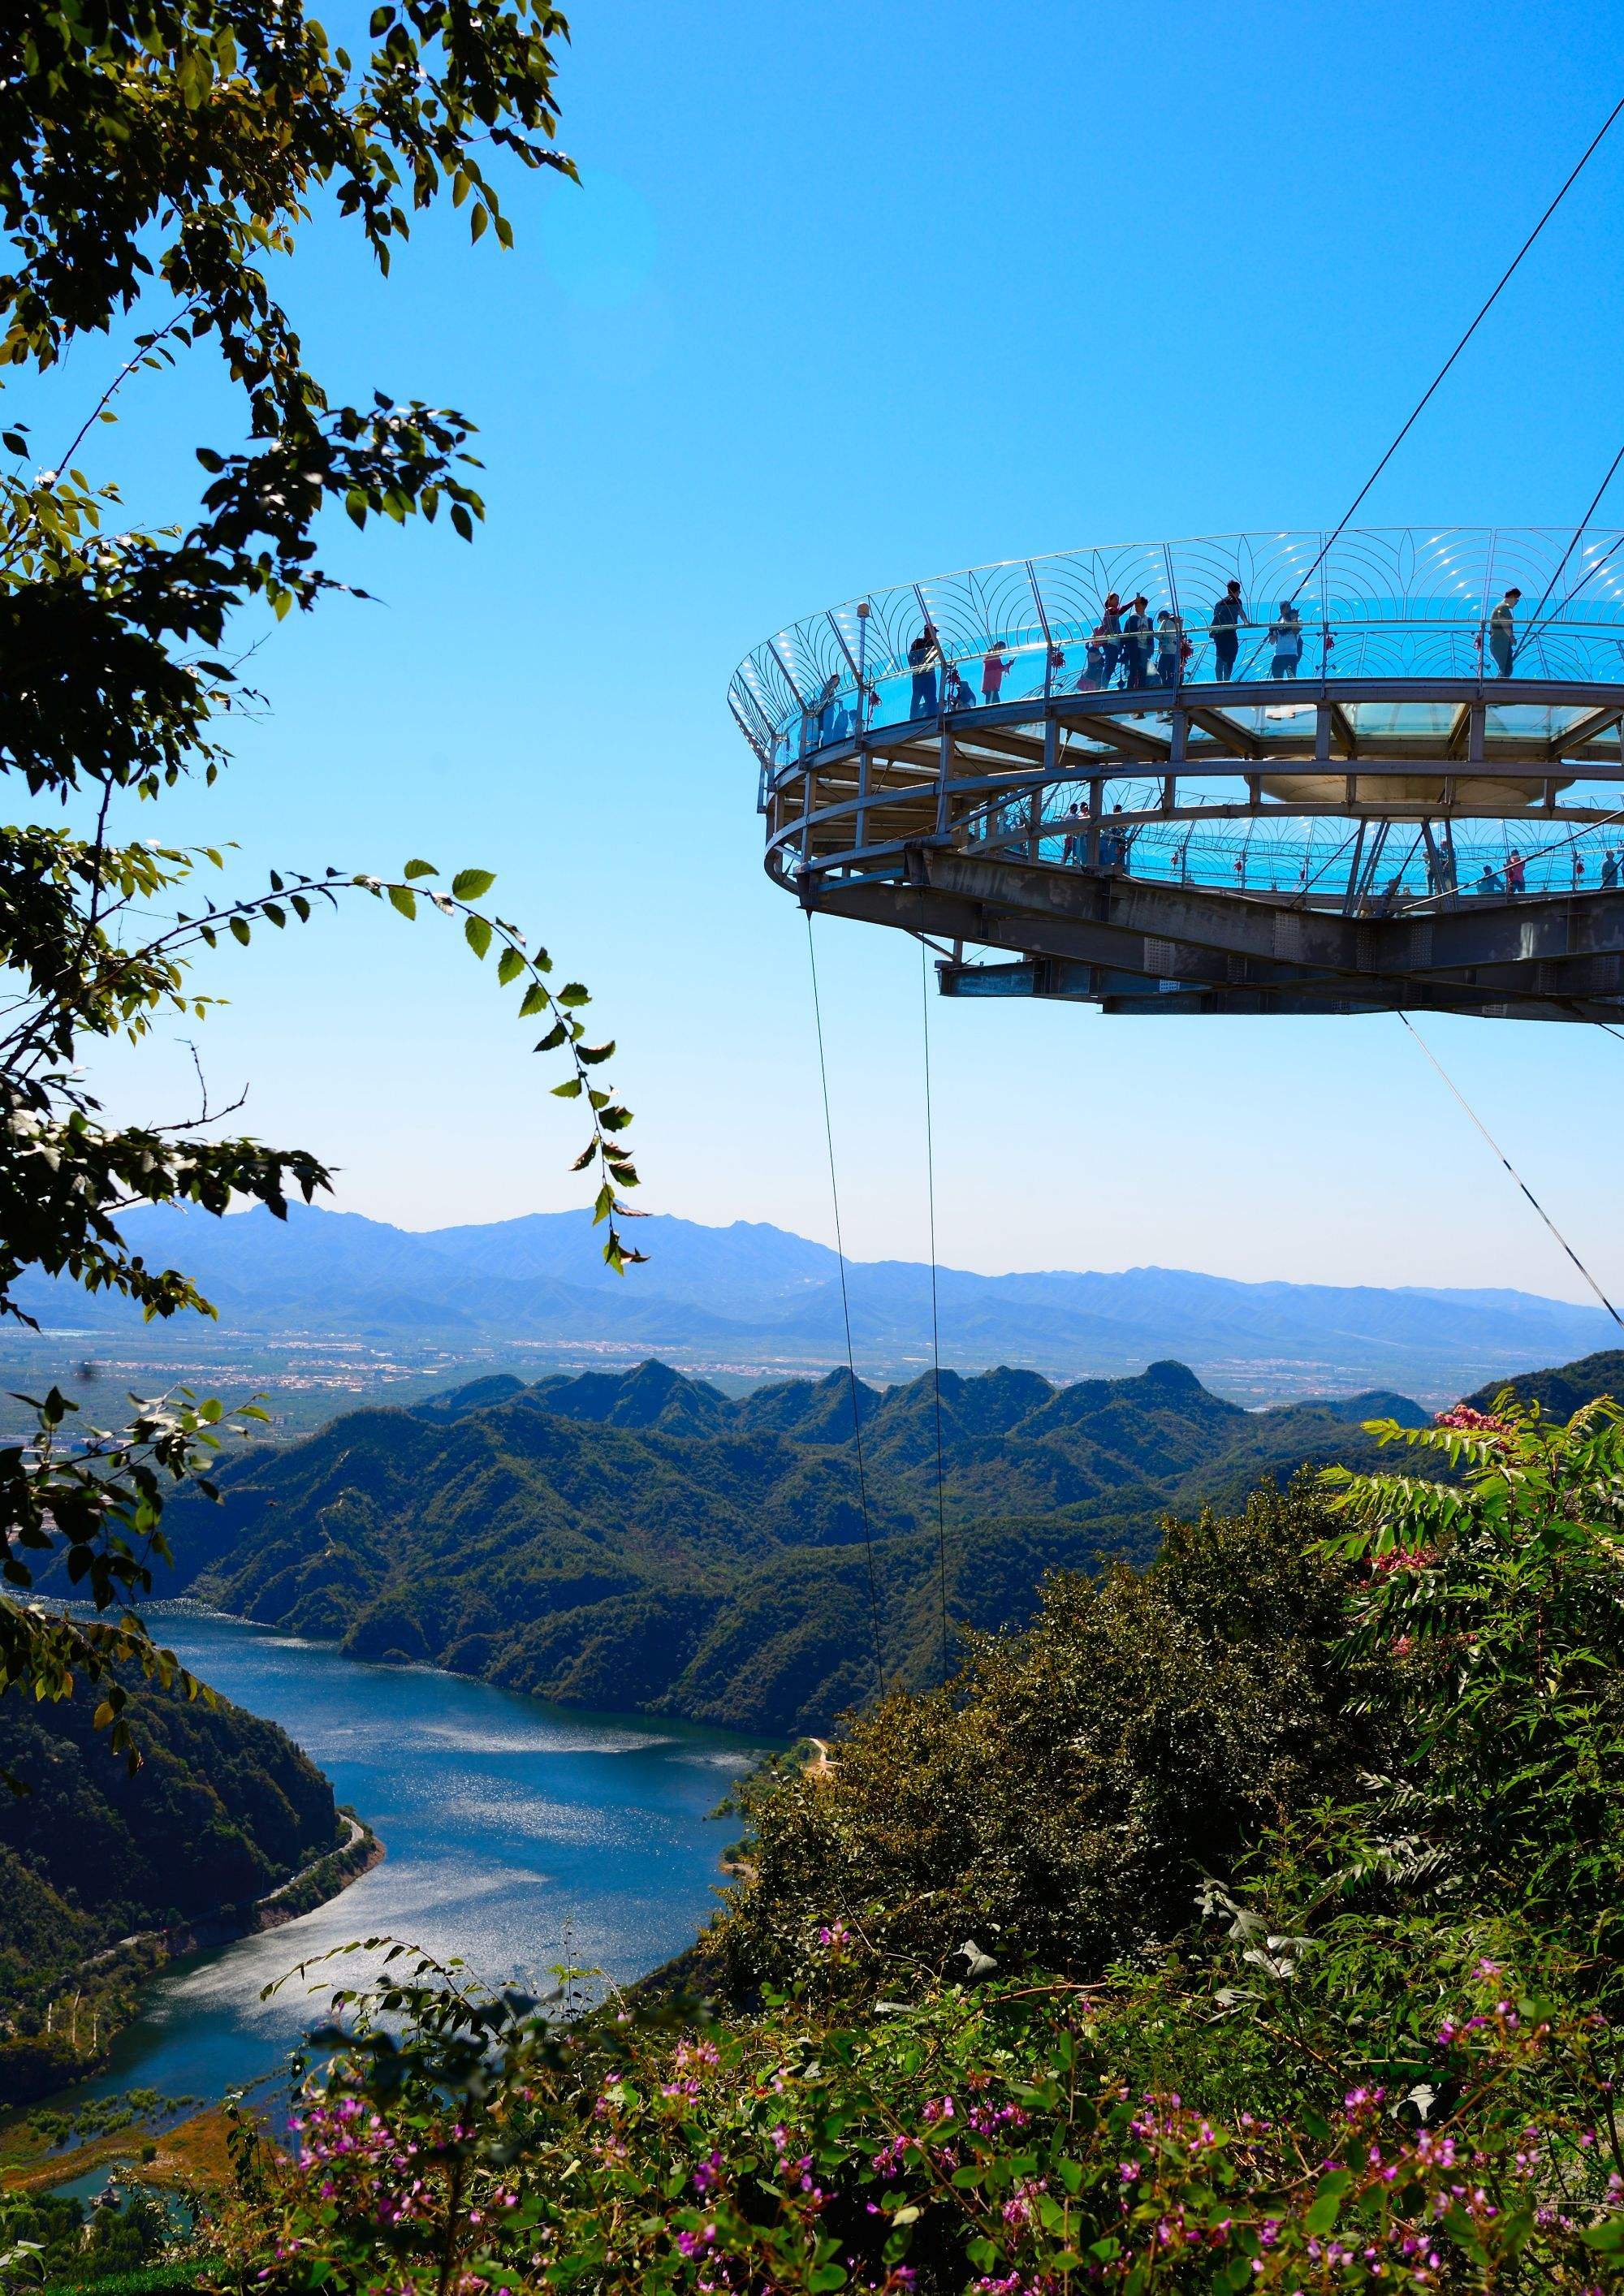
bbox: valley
[152,1354,1443,1737]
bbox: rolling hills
[156,1357,1433,1738]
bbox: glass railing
[956,788,1624,908]
[731,528,1624,770]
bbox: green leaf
[519,984,549,1018]
[451,868,496,900]
[552,1077,583,1098]
[558,982,590,1007]
[578,1040,615,1065]
[229,916,252,945]
[387,884,417,919]
[497,947,525,986]
[403,858,438,880]
[1303,2170,1350,2238]
[535,1021,568,1051]
[464,915,492,960]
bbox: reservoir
[61,1608,768,2111]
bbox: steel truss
[762,677,1624,1021]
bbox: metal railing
[729,528,1624,766]
[956,782,1624,910]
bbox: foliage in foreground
[172,1396,1624,2291]
[0,0,639,1763]
[0,2180,184,2294]
[203,1932,1624,2294]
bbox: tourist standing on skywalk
[1211,580,1249,680]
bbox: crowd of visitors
[794,583,1537,753]
[787,580,1613,910]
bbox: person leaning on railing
[908,624,941,718]
[1268,602,1304,678]
[1122,597,1155,690]
[981,641,1014,702]
[1155,611,1190,686]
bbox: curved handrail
[732,527,1624,763]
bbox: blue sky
[45,0,1624,1301]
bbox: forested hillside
[1469,1344,1624,1419]
[0,1677,344,2102]
[158,1357,1430,1735]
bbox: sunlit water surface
[54,1608,767,2115]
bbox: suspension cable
[1288,93,1624,608]
[1398,1014,1623,1327]
[1518,439,1624,650]
[918,904,951,1682]
[805,910,888,1694]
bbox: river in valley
[54,1608,770,2116]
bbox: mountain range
[14,1202,1618,1403]
[157,1355,1435,1737]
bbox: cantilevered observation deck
[730,529,1624,1021]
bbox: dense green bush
[723,1479,1380,1989]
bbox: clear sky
[49,0,1624,1301]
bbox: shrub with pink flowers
[209,1938,1624,2294]
[205,1394,1624,2294]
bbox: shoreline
[0,1812,384,2130]
[149,1599,785,1754]
[78,1809,384,1980]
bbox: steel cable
[918,903,952,1683]
[1399,1014,1623,1327]
[1287,93,1624,610]
[806,910,889,1694]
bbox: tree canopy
[0,0,640,1759]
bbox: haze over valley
[11,1202,1618,1424]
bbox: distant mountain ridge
[160,1355,1433,1737]
[15,1202,1616,1400]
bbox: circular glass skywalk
[731,530,1624,1019]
